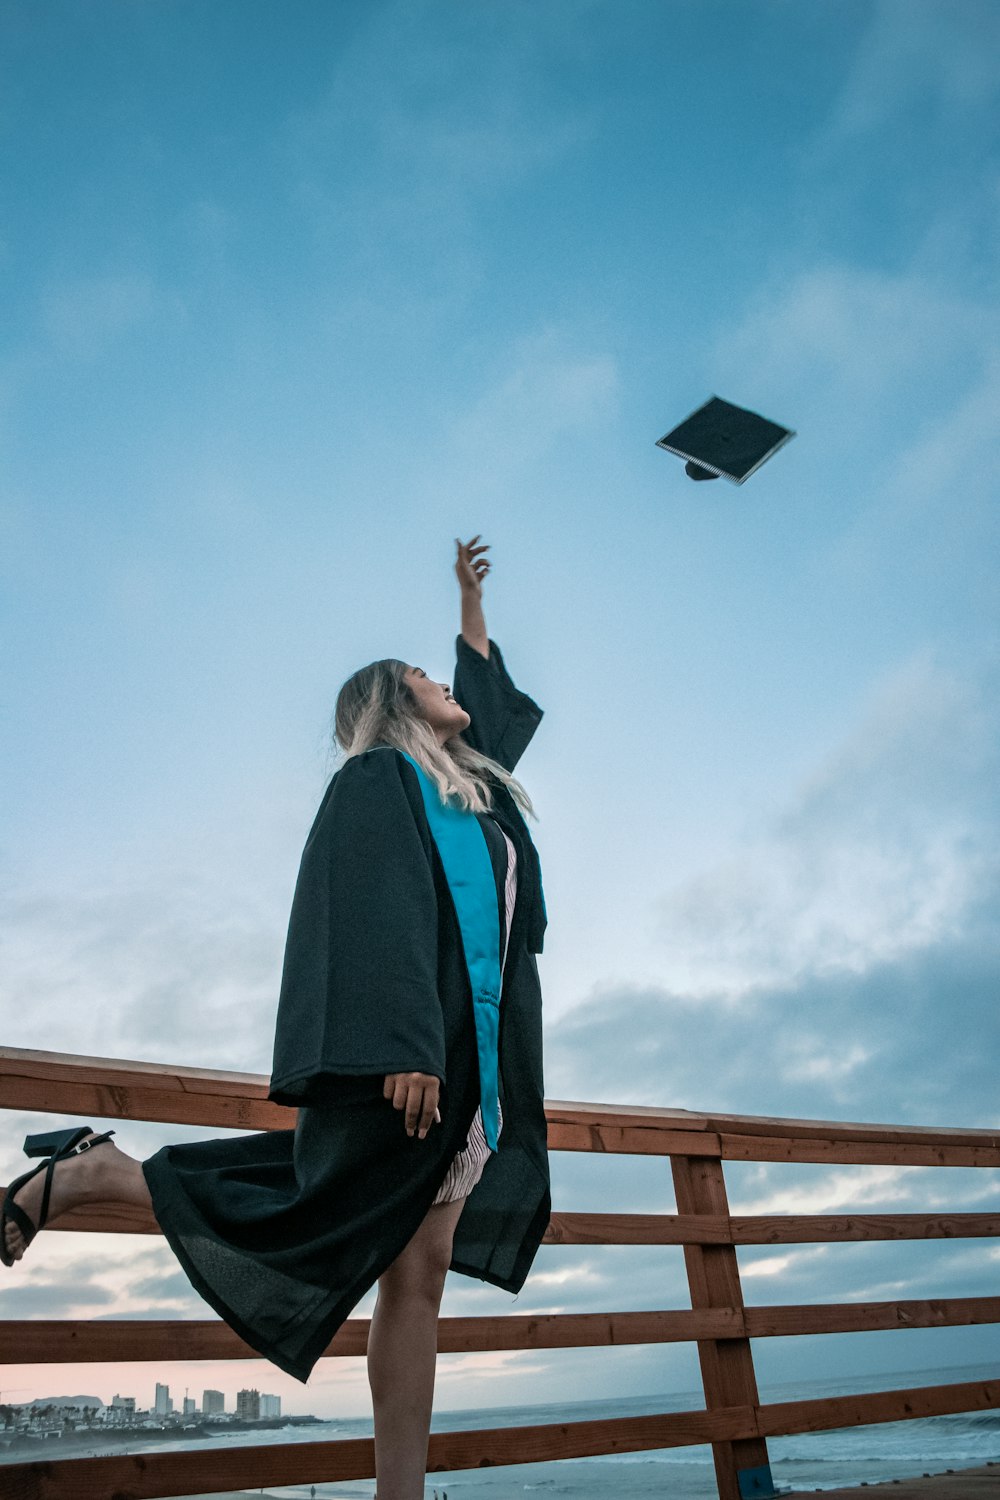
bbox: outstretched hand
[455,535,490,597]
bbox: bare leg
[367,1194,467,1500]
[3,1133,151,1262]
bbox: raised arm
[455,534,490,657]
[452,536,543,772]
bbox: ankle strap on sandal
[23,1127,116,1161]
[75,1129,116,1154]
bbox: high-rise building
[109,1395,136,1425]
[259,1394,281,1418]
[236,1389,260,1421]
[182,1397,196,1417]
[202,1390,225,1415]
[154,1384,172,1417]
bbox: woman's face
[403,666,472,745]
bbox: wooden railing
[1,1044,998,1500]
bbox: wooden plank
[720,1133,1000,1168]
[9,1196,997,1248]
[0,1405,757,1500]
[731,1213,1000,1244]
[0,1045,269,1093]
[756,1376,1000,1437]
[5,1201,733,1245]
[545,1211,729,1244]
[0,1070,291,1134]
[672,1154,772,1500]
[4,1047,1000,1150]
[0,1307,744,1364]
[0,1078,705,1155]
[700,1108,1000,1151]
[745,1295,1000,1338]
[548,1120,723,1156]
[0,1050,715,1143]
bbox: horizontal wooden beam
[0,1404,755,1499]
[2,1203,727,1244]
[0,1056,290,1135]
[756,1375,1000,1437]
[0,1066,710,1158]
[731,1212,1000,1244]
[550,1120,722,1156]
[744,1294,1000,1338]
[4,1296,997,1369]
[15,1199,999,1247]
[702,1112,1000,1151]
[546,1212,728,1244]
[0,1307,742,1365]
[719,1132,1000,1168]
[3,1046,999,1155]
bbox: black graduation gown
[143,636,550,1383]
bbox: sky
[1,0,999,1428]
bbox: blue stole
[399,752,502,1151]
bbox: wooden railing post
[672,1154,775,1499]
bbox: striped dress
[432,824,517,1205]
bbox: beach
[787,1465,1000,1497]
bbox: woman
[1,535,550,1500]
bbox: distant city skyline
[7,1384,285,1418]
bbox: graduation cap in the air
[656,395,795,483]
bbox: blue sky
[2,0,999,1423]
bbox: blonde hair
[332,658,536,819]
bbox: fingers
[414,1081,439,1139]
[455,538,491,597]
[457,536,490,559]
[384,1073,441,1139]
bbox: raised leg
[367,1194,467,1500]
[3,1133,152,1263]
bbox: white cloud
[0,874,283,1073]
[716,262,995,430]
[781,1042,872,1084]
[825,0,1000,141]
[733,1167,908,1218]
[655,653,999,994]
[546,912,999,1131]
[739,1247,829,1281]
[832,353,1000,609]
[450,329,619,467]
[525,1262,606,1292]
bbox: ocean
[9,1362,1000,1497]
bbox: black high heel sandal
[1,1125,116,1267]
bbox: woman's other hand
[384,1072,442,1140]
[455,535,490,597]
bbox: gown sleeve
[452,635,543,772]
[269,748,445,1105]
